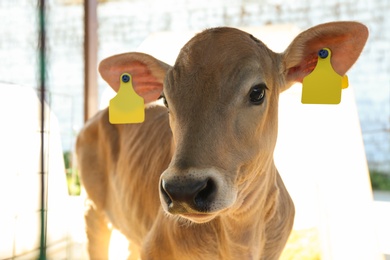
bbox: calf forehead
[176,28,272,75]
[167,28,275,100]
[177,27,266,66]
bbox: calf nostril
[160,179,173,207]
[194,178,216,210]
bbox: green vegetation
[370,170,390,191]
[64,151,81,196]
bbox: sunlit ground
[109,229,130,260]
[107,227,322,260]
[281,228,321,260]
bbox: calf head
[99,22,368,223]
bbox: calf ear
[281,21,368,90]
[99,52,171,103]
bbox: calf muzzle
[160,176,217,214]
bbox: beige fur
[76,22,368,260]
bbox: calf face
[159,28,282,222]
[98,22,368,225]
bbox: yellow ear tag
[302,48,348,104]
[109,73,145,124]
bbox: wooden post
[84,0,98,122]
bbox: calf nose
[160,177,216,213]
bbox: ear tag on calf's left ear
[302,48,349,104]
[109,73,145,124]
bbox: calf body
[77,22,368,259]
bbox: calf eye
[249,83,267,105]
[163,97,169,108]
[158,93,168,108]
[159,94,169,108]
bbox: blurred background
[0,0,389,259]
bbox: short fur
[76,22,368,260]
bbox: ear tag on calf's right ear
[109,73,145,124]
[302,48,348,104]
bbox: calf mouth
[179,213,217,223]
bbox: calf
[76,21,368,259]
